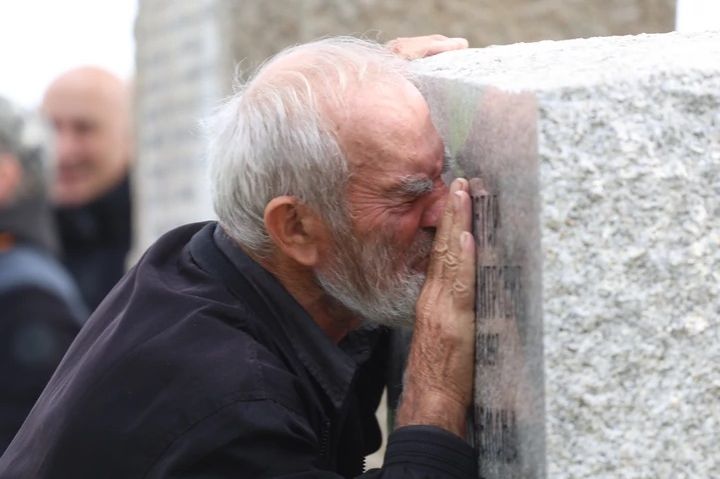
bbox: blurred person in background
[0,96,86,453]
[43,67,133,310]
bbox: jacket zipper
[319,418,331,461]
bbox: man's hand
[395,178,476,438]
[386,34,469,60]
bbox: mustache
[404,230,434,269]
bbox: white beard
[315,226,433,329]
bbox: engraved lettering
[478,333,500,365]
[476,406,519,463]
[477,266,522,319]
[473,193,500,249]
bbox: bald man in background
[43,67,133,311]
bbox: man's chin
[321,286,418,331]
[52,183,100,207]
[412,256,430,274]
[366,314,415,330]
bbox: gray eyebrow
[392,153,452,198]
[395,175,434,198]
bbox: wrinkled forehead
[336,79,439,170]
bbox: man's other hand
[386,34,469,60]
[395,178,476,439]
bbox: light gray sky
[0,0,137,108]
[676,0,720,31]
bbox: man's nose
[419,182,450,229]
[55,132,79,165]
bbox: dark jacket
[0,222,476,478]
[0,245,84,453]
[55,176,132,310]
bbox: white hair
[206,36,413,258]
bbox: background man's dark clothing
[55,176,132,311]
[0,222,476,478]
[0,245,84,454]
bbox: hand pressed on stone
[396,178,476,438]
[386,34,469,60]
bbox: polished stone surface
[419,78,545,478]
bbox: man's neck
[257,254,362,343]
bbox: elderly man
[0,36,477,478]
[43,67,133,310]
[0,97,84,453]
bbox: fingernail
[450,178,465,193]
[461,231,472,248]
[454,38,469,48]
[454,190,463,209]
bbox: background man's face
[43,70,129,207]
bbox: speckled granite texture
[414,31,720,478]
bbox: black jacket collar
[55,175,131,252]
[188,222,381,410]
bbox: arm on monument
[395,178,476,438]
[154,397,475,478]
[386,34,469,60]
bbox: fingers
[426,179,459,279]
[447,184,475,309]
[453,231,476,310]
[450,184,472,252]
[424,37,469,57]
[427,178,471,280]
[386,35,469,60]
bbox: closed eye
[394,176,434,200]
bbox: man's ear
[264,196,327,267]
[0,154,22,206]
